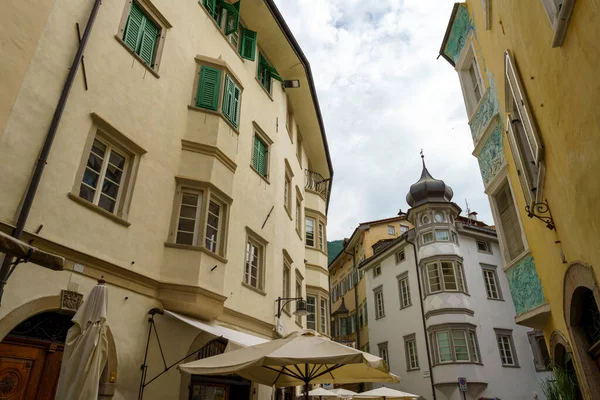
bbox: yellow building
[440,1,600,397]
[328,215,411,388]
[0,0,332,399]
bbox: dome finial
[420,149,426,169]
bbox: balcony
[305,169,331,200]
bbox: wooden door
[0,338,64,400]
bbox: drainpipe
[406,231,437,400]
[0,0,103,304]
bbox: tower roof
[406,154,454,207]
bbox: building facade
[440,1,600,398]
[361,161,548,400]
[0,0,332,399]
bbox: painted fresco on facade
[469,84,500,144]
[506,255,545,315]
[443,5,474,64]
[477,121,504,186]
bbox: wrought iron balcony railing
[304,169,331,199]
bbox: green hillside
[327,240,344,265]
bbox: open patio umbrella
[354,386,420,399]
[329,388,358,398]
[179,329,399,398]
[300,387,341,399]
[55,279,109,400]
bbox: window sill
[67,192,131,227]
[197,1,246,63]
[433,361,483,367]
[400,304,412,310]
[486,297,505,302]
[501,364,520,368]
[163,242,228,263]
[241,281,266,296]
[406,368,420,372]
[187,105,240,134]
[249,165,270,184]
[375,315,385,320]
[286,127,293,143]
[114,35,160,78]
[503,250,531,272]
[255,77,274,102]
[284,206,292,221]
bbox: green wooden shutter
[240,28,257,61]
[220,0,240,35]
[196,66,222,111]
[139,19,158,66]
[203,0,217,19]
[260,59,283,83]
[253,136,267,176]
[123,2,144,51]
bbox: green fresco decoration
[506,255,546,315]
[469,85,500,143]
[477,121,504,186]
[443,5,474,64]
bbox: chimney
[468,211,478,222]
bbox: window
[431,326,480,364]
[528,330,551,371]
[505,50,544,207]
[244,240,261,288]
[482,265,502,300]
[374,288,385,319]
[296,130,303,167]
[451,231,458,244]
[318,222,325,251]
[363,302,369,326]
[422,231,434,245]
[457,43,485,116]
[476,240,490,253]
[284,162,293,215]
[400,224,409,234]
[395,251,405,264]
[436,230,450,241]
[282,256,291,313]
[119,1,170,71]
[169,179,231,255]
[320,298,328,334]
[388,226,395,235]
[425,260,466,294]
[257,52,282,94]
[404,335,419,370]
[295,274,303,325]
[421,214,431,225]
[373,265,382,277]
[79,138,128,214]
[540,0,575,47]
[398,274,411,309]
[194,65,242,128]
[378,342,389,368]
[252,131,271,178]
[305,218,315,247]
[495,329,519,367]
[286,97,294,141]
[306,295,316,330]
[493,181,526,262]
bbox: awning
[0,231,64,271]
[164,310,268,348]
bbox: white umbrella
[55,279,109,400]
[329,388,359,398]
[354,386,420,399]
[179,329,399,398]
[300,387,341,399]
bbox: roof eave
[439,2,461,67]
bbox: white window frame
[422,231,434,245]
[318,222,325,251]
[395,250,405,264]
[456,39,486,118]
[282,253,292,313]
[495,329,519,367]
[388,225,395,235]
[306,294,317,330]
[242,228,268,292]
[373,265,382,277]
[435,229,450,242]
[482,264,503,300]
[320,297,328,334]
[400,224,409,234]
[404,335,419,370]
[505,50,545,207]
[295,272,303,326]
[175,190,203,246]
[305,217,316,247]
[431,326,480,365]
[398,273,411,309]
[425,260,467,295]
[476,240,491,254]
[378,342,390,368]
[540,0,576,47]
[374,288,385,319]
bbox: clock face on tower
[434,212,444,223]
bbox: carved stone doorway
[0,311,73,399]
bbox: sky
[273,0,493,240]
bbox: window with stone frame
[495,328,519,367]
[481,264,503,300]
[424,259,466,295]
[528,330,551,371]
[295,272,303,326]
[404,334,419,370]
[398,273,412,309]
[378,342,390,368]
[492,180,526,263]
[374,287,385,319]
[429,324,480,365]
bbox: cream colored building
[0,0,332,399]
[328,215,411,391]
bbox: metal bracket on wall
[525,201,555,230]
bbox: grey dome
[406,158,454,207]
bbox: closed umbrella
[298,387,341,399]
[179,329,399,398]
[354,386,420,399]
[55,279,109,400]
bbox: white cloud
[274,0,493,239]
